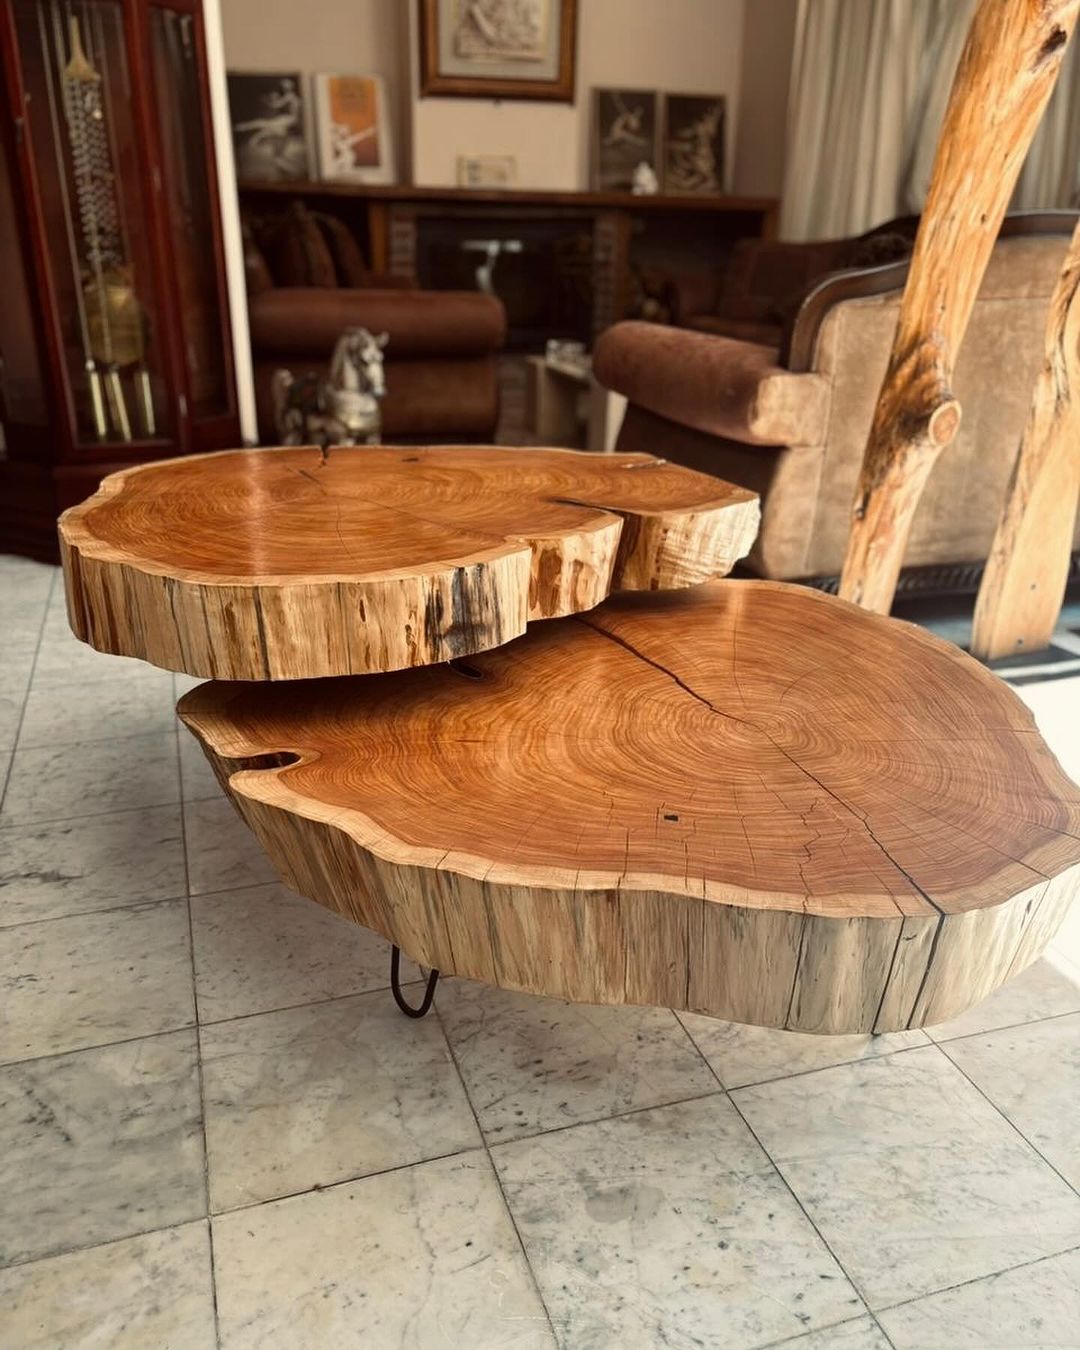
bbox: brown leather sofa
[594,213,1080,588]
[244,203,507,442]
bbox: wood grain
[839,0,1080,614]
[971,216,1080,660]
[178,581,1080,1033]
[59,445,759,680]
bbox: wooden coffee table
[60,447,1080,1032]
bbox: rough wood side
[179,582,1080,1033]
[839,0,1080,614]
[971,216,1080,660]
[59,445,759,680]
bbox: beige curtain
[780,0,1080,241]
[1016,36,1080,208]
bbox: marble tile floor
[2,552,1080,1349]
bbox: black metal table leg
[390,944,440,1018]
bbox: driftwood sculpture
[58,446,759,680]
[839,0,1080,615]
[179,582,1080,1034]
[971,217,1080,659]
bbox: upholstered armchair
[594,214,1080,588]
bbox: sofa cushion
[248,287,507,359]
[314,212,371,288]
[263,203,338,288]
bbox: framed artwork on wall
[314,75,395,183]
[227,72,310,182]
[419,0,577,101]
[661,94,727,195]
[590,89,659,193]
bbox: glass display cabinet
[0,0,239,559]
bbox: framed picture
[419,0,577,101]
[227,72,310,182]
[662,94,727,195]
[457,154,518,188]
[590,88,659,193]
[314,75,395,183]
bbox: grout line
[757,1311,882,1350]
[0,892,193,933]
[0,1021,197,1073]
[434,1000,561,1346]
[932,1039,1080,1202]
[677,1015,890,1346]
[926,1004,1080,1048]
[870,1239,1080,1319]
[177,710,222,1350]
[0,573,57,816]
[0,1214,214,1277]
[197,980,428,1032]
[1,791,183,832]
[208,1143,479,1220]
[0,796,188,835]
[695,1037,932,1094]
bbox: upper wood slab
[58,445,759,680]
[179,581,1080,1033]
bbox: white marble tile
[926,959,1080,1042]
[943,1011,1080,1191]
[179,726,223,801]
[213,1152,554,1349]
[0,1221,216,1349]
[733,1045,1080,1309]
[783,1316,892,1350]
[202,990,479,1211]
[879,1247,1080,1349]
[1017,674,1080,783]
[0,647,33,751]
[30,617,151,689]
[18,668,176,749]
[0,686,25,753]
[1050,899,1080,970]
[678,1011,928,1088]
[0,899,194,1063]
[174,672,205,699]
[0,563,53,648]
[439,978,716,1143]
[493,1093,862,1349]
[191,881,416,1022]
[0,804,186,927]
[0,732,180,826]
[183,797,277,896]
[0,1031,204,1266]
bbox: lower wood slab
[178,581,1080,1033]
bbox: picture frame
[419,0,577,102]
[457,154,518,189]
[590,88,659,193]
[227,71,310,182]
[661,93,727,195]
[314,74,395,184]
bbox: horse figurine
[272,326,387,448]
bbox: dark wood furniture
[0,0,240,561]
[238,181,778,347]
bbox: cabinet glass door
[12,0,172,447]
[150,4,234,427]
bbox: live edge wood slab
[179,581,1080,1034]
[58,446,759,680]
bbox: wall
[732,0,796,197]
[219,0,412,178]
[410,0,745,189]
[221,0,746,194]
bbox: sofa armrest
[248,287,507,359]
[592,321,829,447]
